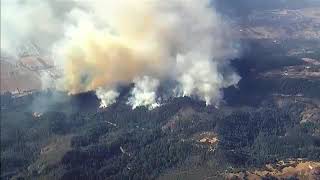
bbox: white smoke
[1,0,241,109]
[96,87,119,108]
[175,54,240,106]
[127,76,160,110]
[0,0,74,56]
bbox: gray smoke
[1,0,241,109]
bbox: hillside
[1,2,320,180]
[1,38,320,179]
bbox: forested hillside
[2,39,320,179]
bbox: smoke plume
[96,87,119,108]
[127,76,160,110]
[1,0,240,109]
[1,0,74,56]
